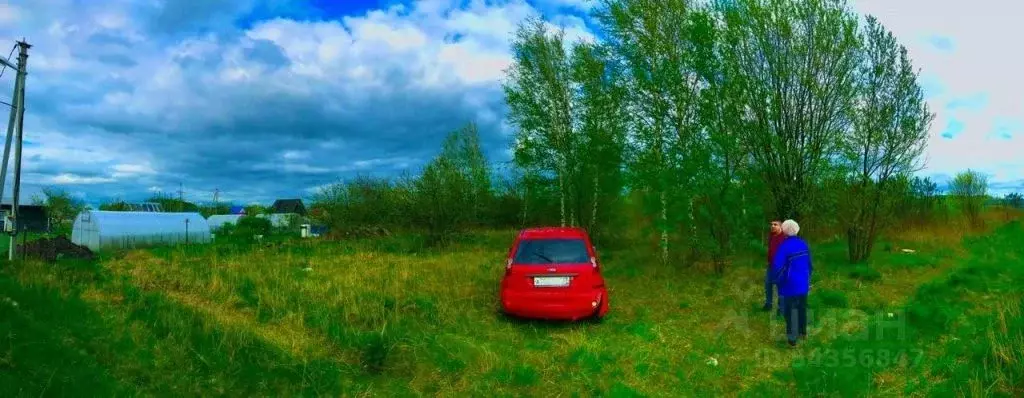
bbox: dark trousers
[782,294,807,343]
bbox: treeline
[308,0,1017,267]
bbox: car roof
[518,227,589,240]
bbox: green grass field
[1,218,1022,397]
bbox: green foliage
[229,216,272,239]
[309,123,495,245]
[838,15,934,263]
[414,149,473,245]
[199,203,231,218]
[595,0,717,264]
[814,289,850,308]
[3,219,1023,396]
[98,200,132,211]
[949,169,989,225]
[899,176,942,224]
[438,123,494,228]
[309,174,414,233]
[847,264,882,281]
[147,192,199,213]
[244,204,267,216]
[567,41,628,241]
[31,187,86,232]
[1005,192,1023,209]
[780,221,1024,397]
[714,0,862,221]
[504,18,576,227]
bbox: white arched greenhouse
[207,214,245,231]
[71,210,211,252]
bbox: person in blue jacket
[770,219,813,347]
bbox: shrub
[949,170,989,226]
[234,217,272,238]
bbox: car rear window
[513,238,590,264]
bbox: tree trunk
[558,166,567,227]
[521,183,529,228]
[661,190,669,265]
[847,225,869,263]
[591,173,599,233]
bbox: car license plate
[534,276,570,287]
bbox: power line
[0,44,15,80]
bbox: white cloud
[850,0,1024,189]
[0,4,19,27]
[535,0,597,12]
[281,150,309,160]
[51,173,115,185]
[111,163,157,178]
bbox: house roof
[271,199,306,215]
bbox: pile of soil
[18,236,95,262]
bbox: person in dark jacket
[770,219,813,347]
[763,220,786,315]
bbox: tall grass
[1,216,1021,396]
[755,221,1024,396]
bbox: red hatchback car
[499,227,610,322]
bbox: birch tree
[598,0,709,264]
[504,19,576,227]
[569,42,628,240]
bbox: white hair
[782,219,800,236]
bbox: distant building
[256,213,293,228]
[0,204,48,233]
[229,205,246,215]
[270,199,306,215]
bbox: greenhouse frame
[71,210,211,252]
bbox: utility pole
[177,182,184,212]
[1,40,29,261]
[213,188,219,210]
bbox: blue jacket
[770,236,813,296]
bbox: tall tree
[414,153,471,245]
[597,0,709,264]
[1006,192,1024,209]
[842,15,934,263]
[715,0,862,221]
[504,19,577,227]
[441,123,493,226]
[693,9,752,273]
[569,42,628,240]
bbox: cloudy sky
[0,0,1020,207]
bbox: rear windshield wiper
[532,252,554,263]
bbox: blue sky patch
[927,35,955,52]
[941,119,965,139]
[919,74,945,99]
[945,92,989,111]
[992,118,1022,140]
